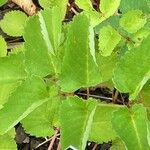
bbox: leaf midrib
[130,114,142,150]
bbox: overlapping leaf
[60,14,101,92]
[0,76,49,135]
[76,1,106,27]
[0,11,27,36]
[120,10,147,34]
[113,35,150,100]
[112,105,150,150]
[60,96,97,150]
[98,25,121,56]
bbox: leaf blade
[60,14,101,92]
[0,76,49,135]
[60,96,97,150]
[113,35,150,99]
[0,11,27,36]
[112,105,150,150]
[98,25,121,56]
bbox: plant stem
[92,144,98,150]
[35,134,60,149]
[57,142,61,150]
[67,3,78,15]
[48,128,59,150]
[77,92,113,101]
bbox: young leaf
[0,36,7,57]
[112,105,150,150]
[89,103,123,143]
[120,0,150,13]
[0,129,17,150]
[100,0,121,17]
[22,84,61,137]
[0,11,27,36]
[113,35,150,100]
[60,96,97,150]
[0,76,49,135]
[98,25,121,56]
[0,53,26,84]
[24,11,59,77]
[120,10,147,34]
[60,14,101,92]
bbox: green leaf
[100,0,121,17]
[60,14,101,92]
[0,82,20,107]
[110,138,126,150]
[98,25,121,56]
[24,10,59,77]
[0,11,27,36]
[22,84,60,137]
[76,0,93,10]
[84,11,106,27]
[89,26,97,64]
[120,0,150,13]
[11,44,25,55]
[97,52,119,82]
[94,15,120,34]
[113,35,150,100]
[0,53,26,84]
[0,76,49,135]
[39,0,67,20]
[141,80,150,106]
[112,105,150,150]
[131,27,150,48]
[0,0,7,6]
[120,10,147,34]
[39,7,62,54]
[89,103,122,143]
[0,36,7,57]
[75,0,107,27]
[60,96,97,150]
[0,129,17,150]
